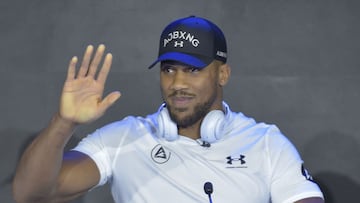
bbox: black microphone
[201,141,211,148]
[203,182,213,203]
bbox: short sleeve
[72,128,113,187]
[71,116,152,188]
[266,126,324,203]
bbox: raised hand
[59,44,121,124]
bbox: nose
[171,71,188,90]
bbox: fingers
[66,56,78,81]
[88,44,106,77]
[97,53,113,85]
[77,45,94,78]
[73,44,110,79]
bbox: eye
[187,67,199,73]
[160,65,174,73]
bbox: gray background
[1,0,359,202]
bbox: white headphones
[157,104,226,143]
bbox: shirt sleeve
[71,116,152,188]
[72,127,113,187]
[266,126,324,203]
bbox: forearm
[13,113,77,203]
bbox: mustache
[168,90,195,98]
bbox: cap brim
[147,52,212,69]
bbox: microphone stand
[207,193,213,203]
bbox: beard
[166,89,218,129]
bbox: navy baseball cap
[148,16,227,69]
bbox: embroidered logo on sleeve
[301,164,314,181]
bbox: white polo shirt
[73,104,323,203]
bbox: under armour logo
[174,41,184,47]
[226,155,246,165]
[151,144,171,164]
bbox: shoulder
[97,113,157,135]
[77,113,156,147]
[225,107,294,152]
[225,108,284,140]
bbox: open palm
[60,45,121,124]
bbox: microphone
[203,182,213,203]
[200,141,211,148]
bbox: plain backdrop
[1,0,359,202]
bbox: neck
[177,101,224,140]
[178,119,202,140]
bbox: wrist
[50,112,78,137]
[54,112,78,126]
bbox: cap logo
[174,41,184,47]
[163,30,200,48]
[216,51,227,58]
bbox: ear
[218,63,231,86]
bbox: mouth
[171,96,193,107]
[168,91,195,108]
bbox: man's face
[160,60,224,129]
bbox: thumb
[99,91,121,111]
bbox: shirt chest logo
[151,144,171,164]
[226,154,248,168]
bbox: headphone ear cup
[200,110,225,143]
[157,107,178,141]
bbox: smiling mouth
[171,96,193,107]
[168,91,195,108]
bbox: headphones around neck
[157,104,226,143]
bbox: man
[13,16,324,203]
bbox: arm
[295,197,324,203]
[12,45,121,203]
